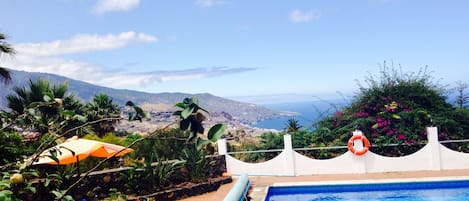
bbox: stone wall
[45,155,228,200]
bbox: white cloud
[7,55,106,82]
[195,0,223,8]
[5,53,257,89]
[93,0,140,14]
[15,32,157,56]
[2,30,257,90]
[100,67,258,88]
[289,9,321,23]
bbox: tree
[85,93,121,137]
[285,118,302,132]
[454,81,469,109]
[7,78,67,114]
[0,33,15,84]
[59,94,89,137]
[5,78,69,133]
[1,93,226,200]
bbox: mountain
[0,69,282,123]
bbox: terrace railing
[217,127,469,176]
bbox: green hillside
[0,69,281,123]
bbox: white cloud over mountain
[95,67,258,88]
[9,55,257,89]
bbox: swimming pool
[265,179,469,201]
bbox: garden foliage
[0,79,225,200]
[232,67,469,161]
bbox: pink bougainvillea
[397,134,406,140]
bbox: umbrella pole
[76,156,81,177]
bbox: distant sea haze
[253,100,346,131]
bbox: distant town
[118,108,281,137]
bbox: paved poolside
[180,169,469,201]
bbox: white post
[352,130,364,150]
[283,134,296,176]
[217,139,227,155]
[217,139,232,175]
[352,130,367,173]
[427,127,441,170]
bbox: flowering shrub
[313,67,468,156]
[232,67,469,161]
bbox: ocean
[252,100,345,131]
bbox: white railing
[217,127,469,176]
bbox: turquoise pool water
[265,180,469,201]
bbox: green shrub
[314,66,469,156]
[131,128,188,161]
[0,132,27,165]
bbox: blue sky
[1,0,468,104]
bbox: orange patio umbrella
[33,136,134,165]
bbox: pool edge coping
[255,176,469,201]
[271,176,469,187]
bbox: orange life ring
[347,135,370,156]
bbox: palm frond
[0,67,12,84]
[0,33,16,54]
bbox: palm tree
[0,33,15,84]
[7,78,67,115]
[86,93,121,137]
[285,118,302,133]
[6,78,69,132]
